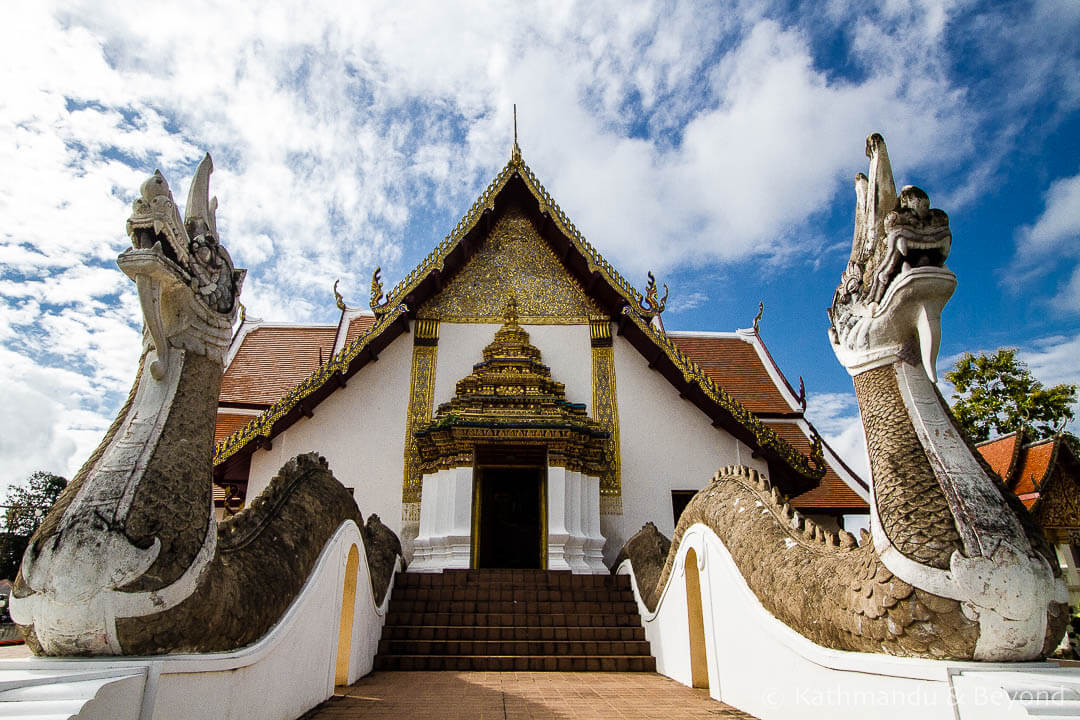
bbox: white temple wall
[246,326,415,537]
[243,320,775,570]
[433,323,593,408]
[606,334,768,566]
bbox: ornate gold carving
[591,319,621,508]
[415,307,609,477]
[370,267,388,314]
[1034,464,1080,543]
[414,318,439,345]
[333,279,346,311]
[373,149,656,323]
[643,272,668,316]
[402,322,439,504]
[420,207,603,324]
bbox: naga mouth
[897,234,948,270]
[891,223,951,273]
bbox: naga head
[125,153,243,317]
[122,155,245,378]
[828,134,954,381]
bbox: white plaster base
[547,468,607,574]
[0,520,396,720]
[411,466,608,573]
[619,523,1080,720]
[410,467,474,572]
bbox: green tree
[0,471,68,582]
[946,348,1077,443]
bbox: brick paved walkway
[301,671,759,719]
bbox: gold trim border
[402,321,439,504]
[213,305,408,466]
[420,315,596,325]
[591,320,622,510]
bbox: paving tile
[299,672,757,719]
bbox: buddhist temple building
[211,144,869,571]
[977,429,1080,607]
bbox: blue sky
[1,1,1078,493]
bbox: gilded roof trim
[214,148,823,480]
[213,304,408,465]
[370,154,653,320]
[620,308,826,481]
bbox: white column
[408,469,442,572]
[546,466,572,571]
[563,471,589,572]
[444,466,474,568]
[409,466,474,572]
[546,466,605,573]
[582,474,607,573]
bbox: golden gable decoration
[419,206,603,324]
[214,142,824,489]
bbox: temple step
[374,569,655,672]
[373,654,656,672]
[382,624,646,642]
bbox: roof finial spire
[511,104,521,164]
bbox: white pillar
[546,466,572,571]
[410,466,474,572]
[563,471,589,572]
[582,475,607,573]
[546,466,606,573]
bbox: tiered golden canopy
[415,299,609,475]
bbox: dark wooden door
[476,467,542,569]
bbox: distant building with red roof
[977,429,1080,607]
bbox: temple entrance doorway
[474,446,545,569]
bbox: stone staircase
[374,569,655,671]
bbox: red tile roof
[220,326,338,405]
[976,433,1021,482]
[1012,440,1055,496]
[344,314,376,349]
[670,335,794,414]
[976,433,1057,495]
[764,422,868,511]
[215,412,256,445]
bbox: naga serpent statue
[10,156,399,655]
[628,134,1069,661]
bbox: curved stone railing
[617,522,1073,720]
[0,519,399,720]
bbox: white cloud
[0,1,1075,487]
[1013,171,1080,313]
[667,291,708,314]
[805,391,870,481]
[1021,333,1080,434]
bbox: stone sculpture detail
[635,134,1069,661]
[10,158,394,655]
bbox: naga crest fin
[184,153,217,239]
